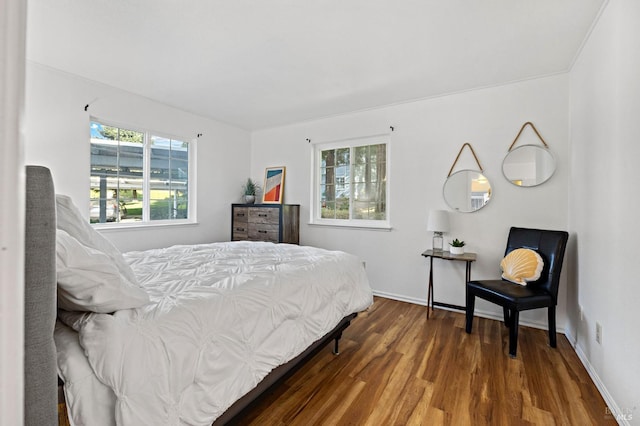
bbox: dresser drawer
[248,223,279,242]
[248,207,279,224]
[232,224,248,241]
[233,207,249,223]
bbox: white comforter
[55,241,373,425]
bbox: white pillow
[56,195,138,285]
[56,229,149,312]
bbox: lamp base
[432,232,444,253]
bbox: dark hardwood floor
[233,297,616,425]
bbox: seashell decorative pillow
[500,248,544,286]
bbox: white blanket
[56,241,373,425]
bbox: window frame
[90,117,197,228]
[310,134,391,230]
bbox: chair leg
[465,291,475,333]
[548,305,557,348]
[503,307,511,327]
[508,310,519,357]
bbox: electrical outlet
[596,322,602,344]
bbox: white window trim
[93,219,199,231]
[90,117,197,228]
[309,134,391,230]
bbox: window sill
[92,220,199,232]
[307,222,392,231]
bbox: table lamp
[427,210,450,253]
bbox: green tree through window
[314,136,389,227]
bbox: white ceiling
[26,0,605,130]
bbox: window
[90,120,193,225]
[312,135,389,228]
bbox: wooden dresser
[231,204,300,244]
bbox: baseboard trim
[371,290,563,333]
[371,290,426,307]
[564,329,629,425]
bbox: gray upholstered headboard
[24,165,58,425]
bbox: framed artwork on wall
[262,166,285,204]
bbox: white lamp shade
[427,209,450,233]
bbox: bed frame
[212,312,356,424]
[23,165,356,425]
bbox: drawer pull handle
[235,228,245,231]
[258,214,268,217]
[258,230,267,234]
[237,213,245,217]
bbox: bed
[23,165,373,425]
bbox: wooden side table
[421,250,477,319]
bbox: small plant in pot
[449,238,466,255]
[241,178,260,204]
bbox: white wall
[24,63,252,251]
[251,74,570,328]
[569,0,640,421]
[0,0,27,423]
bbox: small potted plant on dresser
[449,239,466,255]
[242,178,260,204]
